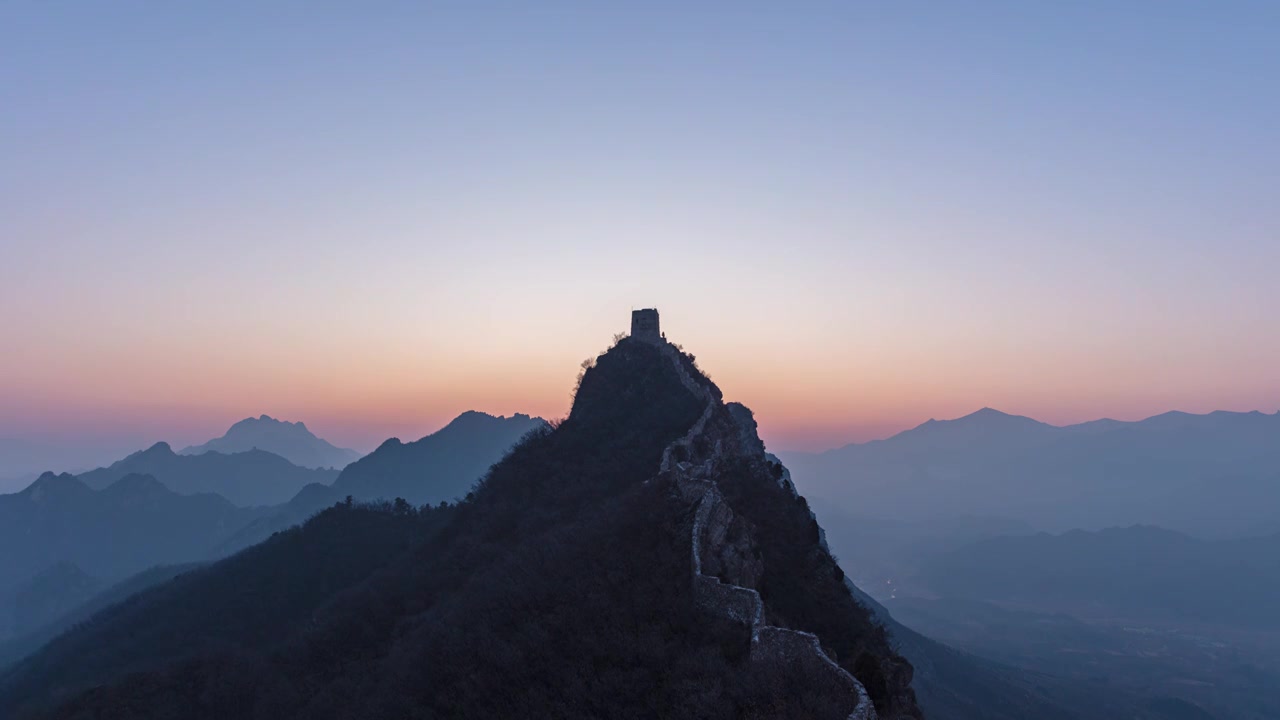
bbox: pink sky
[3,304,1276,455]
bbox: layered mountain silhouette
[0,473,262,617]
[0,410,543,649]
[218,411,547,552]
[77,443,338,507]
[180,415,361,470]
[0,334,926,719]
[782,408,1280,534]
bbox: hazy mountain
[328,410,547,506]
[919,525,1280,631]
[180,415,361,470]
[1,563,101,641]
[0,336,926,720]
[782,408,1280,535]
[0,564,99,645]
[216,412,548,552]
[0,564,197,672]
[77,442,339,507]
[0,473,263,611]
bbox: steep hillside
[1,335,921,719]
[78,443,338,507]
[180,415,361,470]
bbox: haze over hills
[77,443,339,507]
[0,564,198,673]
[180,415,362,470]
[0,473,263,616]
[0,315,1256,719]
[918,525,1280,631]
[865,525,1280,720]
[782,407,1280,536]
[0,409,543,647]
[0,330,933,720]
[0,563,101,641]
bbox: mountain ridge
[813,407,1280,455]
[328,411,547,506]
[77,443,338,507]
[781,407,1280,535]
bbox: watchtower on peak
[630,308,661,343]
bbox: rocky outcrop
[657,342,879,720]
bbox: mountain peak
[439,410,539,434]
[20,472,91,502]
[908,407,1050,436]
[958,407,1038,424]
[180,415,360,470]
[143,441,173,455]
[242,414,306,430]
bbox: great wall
[655,340,879,720]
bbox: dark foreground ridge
[0,325,920,719]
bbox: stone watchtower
[631,308,661,343]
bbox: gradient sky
[2,1,1278,460]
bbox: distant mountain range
[180,415,361,470]
[0,411,541,649]
[77,442,339,507]
[782,408,1280,535]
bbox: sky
[2,1,1278,464]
